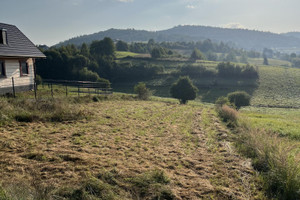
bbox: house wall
[0,58,34,94]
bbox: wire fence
[41,79,113,98]
[0,77,112,98]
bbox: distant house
[0,23,45,94]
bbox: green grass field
[251,66,300,108]
[115,56,300,108]
[248,58,292,67]
[240,107,300,140]
[115,51,149,59]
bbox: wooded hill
[56,25,300,52]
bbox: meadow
[240,107,300,139]
[114,55,300,108]
[0,93,264,199]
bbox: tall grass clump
[216,104,238,127]
[0,98,89,123]
[0,98,13,125]
[215,101,300,199]
[129,169,174,199]
[237,123,300,199]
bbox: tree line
[36,37,165,83]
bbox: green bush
[134,82,152,100]
[190,48,206,61]
[227,91,251,109]
[215,96,230,107]
[170,76,198,104]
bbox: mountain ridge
[55,25,300,52]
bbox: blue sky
[1,0,300,46]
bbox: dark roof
[0,23,45,58]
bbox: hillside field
[113,57,300,108]
[0,95,264,199]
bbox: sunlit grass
[240,107,300,140]
[115,51,144,59]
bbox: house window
[0,29,7,45]
[0,60,6,77]
[19,61,29,76]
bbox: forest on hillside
[56,25,300,52]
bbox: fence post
[11,77,15,98]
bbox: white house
[0,23,45,94]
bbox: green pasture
[240,106,300,140]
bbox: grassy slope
[115,51,150,59]
[251,66,300,108]
[115,57,300,108]
[0,95,263,199]
[248,58,292,67]
[240,107,300,139]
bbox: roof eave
[0,54,46,59]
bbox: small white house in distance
[0,22,45,94]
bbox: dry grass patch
[0,99,263,199]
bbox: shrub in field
[216,105,238,126]
[170,76,198,104]
[190,48,206,61]
[215,96,230,107]
[227,91,251,109]
[134,82,152,100]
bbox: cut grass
[0,95,263,199]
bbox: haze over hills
[282,32,300,39]
[56,25,300,53]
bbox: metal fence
[42,79,113,97]
[0,77,112,98]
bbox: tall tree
[190,48,205,61]
[116,40,129,51]
[80,43,90,57]
[90,37,115,58]
[170,76,198,104]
